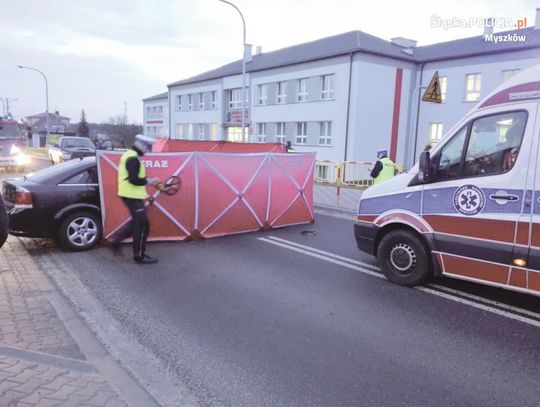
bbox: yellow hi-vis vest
[374,157,396,185]
[117,149,147,199]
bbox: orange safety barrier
[97,151,315,241]
[153,138,286,153]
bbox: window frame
[277,82,287,104]
[177,95,182,111]
[211,91,217,109]
[431,109,528,183]
[257,84,268,105]
[295,122,307,144]
[188,94,193,111]
[276,122,286,143]
[318,121,332,145]
[465,73,482,102]
[257,122,267,142]
[198,92,205,110]
[321,74,334,100]
[297,79,308,102]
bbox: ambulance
[355,64,540,296]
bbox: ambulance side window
[462,111,527,177]
[432,110,528,182]
[433,126,468,181]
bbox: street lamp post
[17,65,49,141]
[218,0,247,142]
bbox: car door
[421,106,534,289]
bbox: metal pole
[0,99,5,116]
[408,85,425,166]
[17,65,49,142]
[218,0,247,142]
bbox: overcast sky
[0,0,537,124]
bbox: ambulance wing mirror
[418,151,431,183]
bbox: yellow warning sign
[422,71,442,103]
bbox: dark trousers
[113,198,150,259]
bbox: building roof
[168,27,540,88]
[142,91,168,102]
[27,112,70,120]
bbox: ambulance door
[526,102,540,295]
[422,107,533,288]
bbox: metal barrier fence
[314,160,404,189]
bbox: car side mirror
[418,151,431,183]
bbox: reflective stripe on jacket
[373,157,395,185]
[118,150,147,199]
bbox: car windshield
[62,138,95,148]
[0,123,23,140]
[26,157,96,182]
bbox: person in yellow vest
[370,150,397,185]
[109,134,161,264]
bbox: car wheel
[58,211,102,252]
[378,229,432,287]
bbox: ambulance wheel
[58,211,102,252]
[378,230,432,286]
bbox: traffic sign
[422,71,442,103]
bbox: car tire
[378,229,432,287]
[58,211,102,252]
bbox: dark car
[0,197,8,249]
[2,157,101,251]
[48,136,96,165]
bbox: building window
[199,93,204,110]
[210,123,218,140]
[439,76,447,102]
[465,73,481,102]
[503,69,520,81]
[198,123,206,140]
[257,84,268,105]
[188,94,193,110]
[157,106,163,118]
[321,75,334,99]
[188,123,194,140]
[176,124,183,139]
[257,123,266,142]
[296,122,307,144]
[297,79,308,102]
[429,123,443,145]
[146,107,151,117]
[276,122,286,143]
[319,121,332,145]
[177,95,182,111]
[229,88,243,109]
[211,91,217,109]
[277,82,287,104]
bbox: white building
[142,92,168,138]
[144,8,540,166]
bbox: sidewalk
[313,183,363,212]
[0,237,159,407]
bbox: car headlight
[15,153,30,165]
[10,145,21,155]
[63,152,72,159]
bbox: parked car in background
[48,136,96,165]
[0,117,30,173]
[0,197,8,249]
[2,157,101,251]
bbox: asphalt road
[23,209,540,407]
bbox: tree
[78,109,90,138]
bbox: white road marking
[266,236,379,271]
[257,238,383,279]
[258,236,540,328]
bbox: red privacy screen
[97,151,315,241]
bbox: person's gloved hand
[147,177,161,186]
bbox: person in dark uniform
[109,134,160,264]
